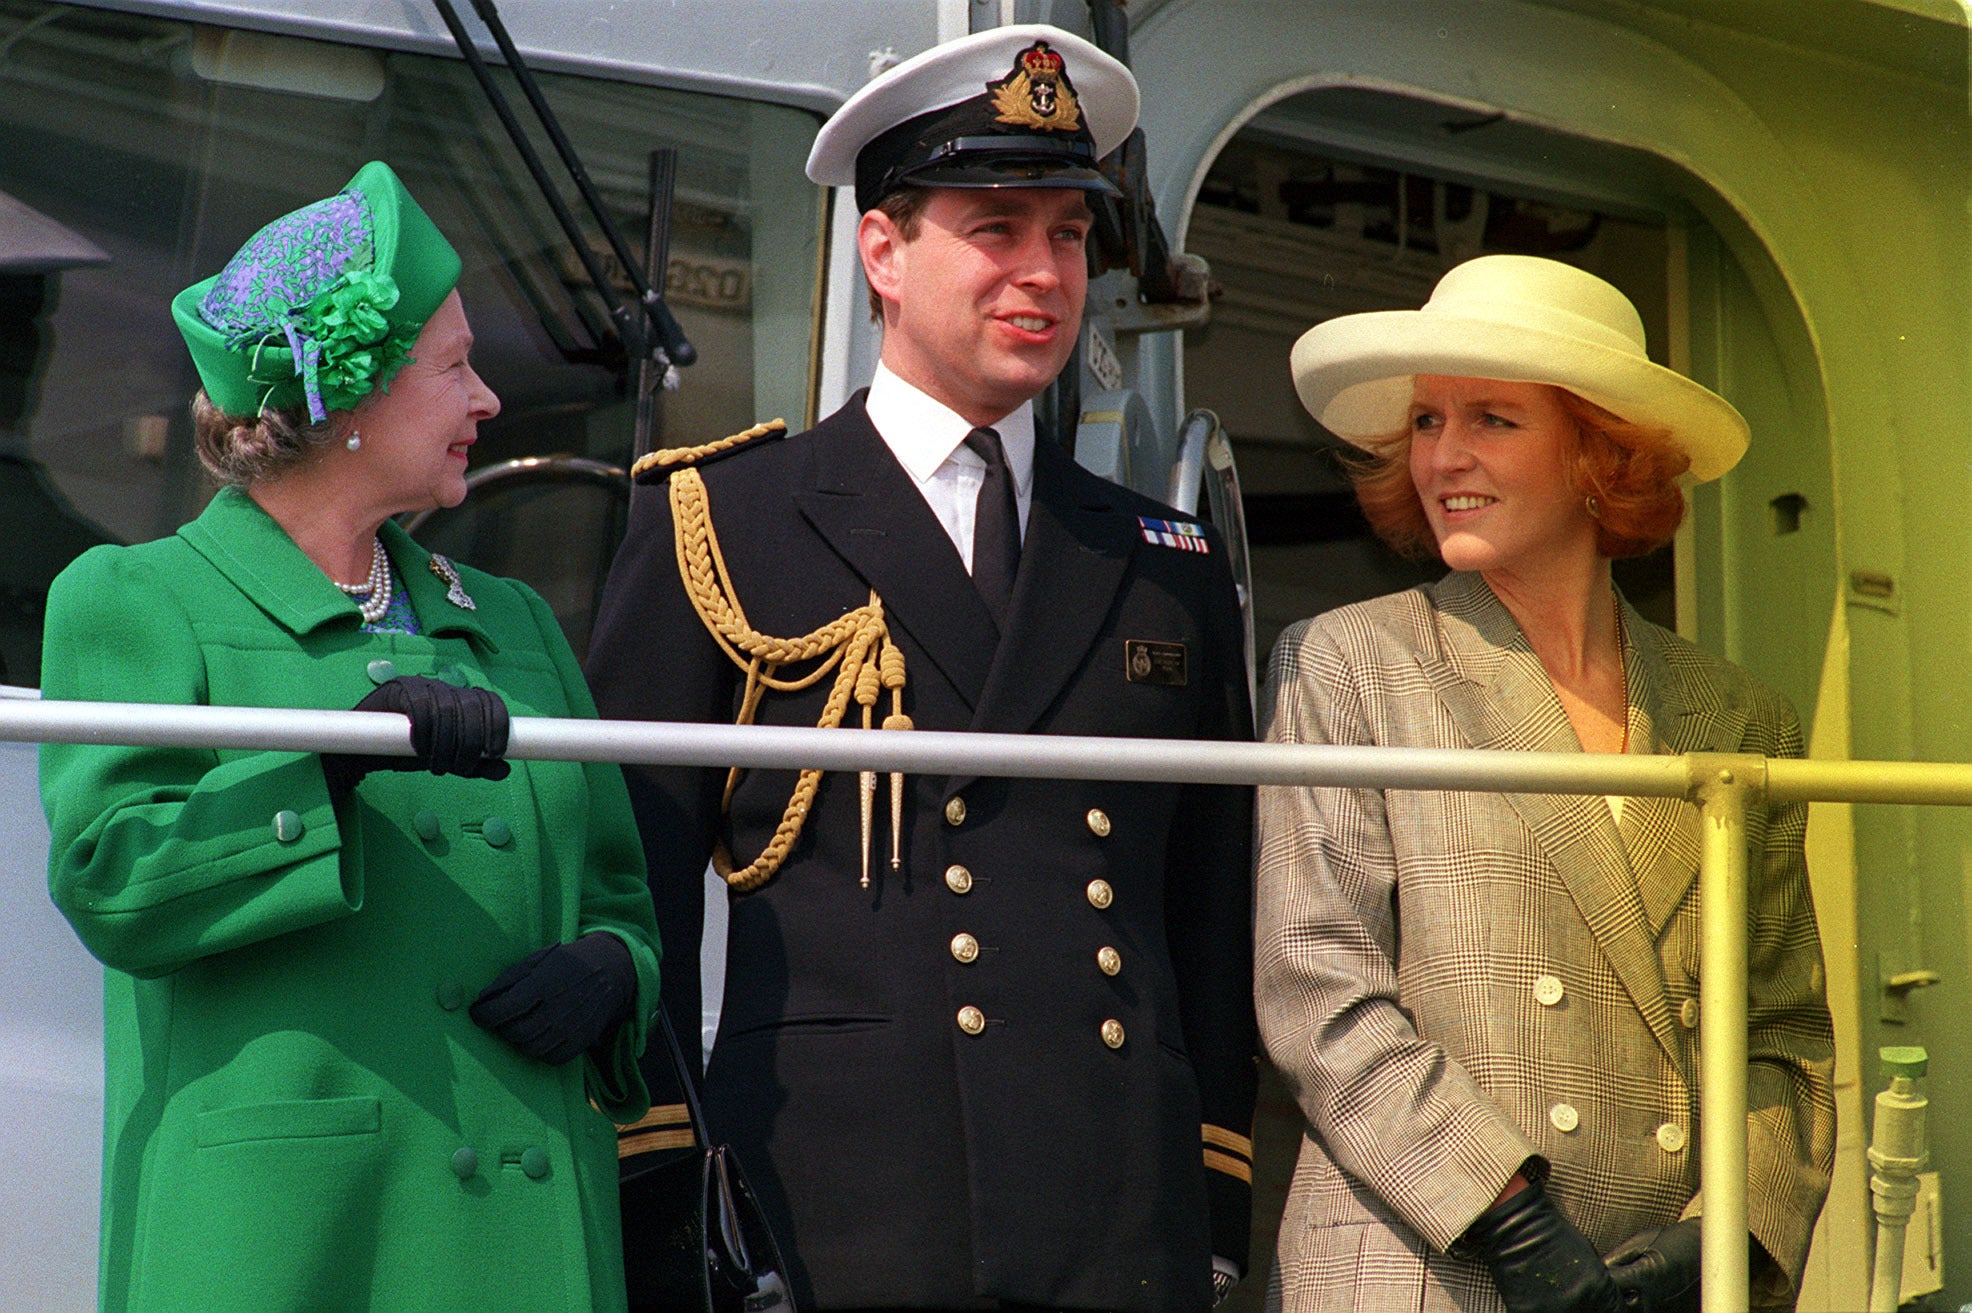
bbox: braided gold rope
[631,418,786,479]
[659,421,909,892]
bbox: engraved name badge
[1125,639,1188,687]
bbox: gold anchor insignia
[987,41,1082,134]
[428,554,476,610]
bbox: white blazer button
[1656,1122,1687,1153]
[1533,974,1565,1006]
[1680,998,1699,1029]
[1549,1102,1579,1133]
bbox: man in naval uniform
[587,25,1256,1311]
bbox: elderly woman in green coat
[39,161,662,1313]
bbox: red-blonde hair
[1345,385,1691,560]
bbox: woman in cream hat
[1254,255,1834,1313]
[40,162,660,1313]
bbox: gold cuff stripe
[1204,1147,1253,1183]
[619,1128,697,1158]
[1202,1124,1254,1160]
[617,1103,691,1135]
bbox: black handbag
[618,1010,796,1312]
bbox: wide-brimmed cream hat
[1289,254,1749,482]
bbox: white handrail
[12,696,1966,1313]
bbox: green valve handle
[1879,1046,1928,1079]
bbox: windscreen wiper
[430,0,697,374]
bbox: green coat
[40,486,661,1313]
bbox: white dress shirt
[863,362,1034,575]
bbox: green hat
[172,160,461,422]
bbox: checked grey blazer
[1255,572,1834,1313]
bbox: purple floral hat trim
[198,186,416,421]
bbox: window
[0,1,823,681]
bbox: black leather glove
[1461,1178,1623,1313]
[1604,1219,1702,1313]
[470,932,638,1066]
[322,675,511,802]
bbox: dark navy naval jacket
[586,396,1257,1311]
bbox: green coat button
[434,664,468,687]
[436,980,466,1011]
[272,810,304,843]
[482,816,513,848]
[367,659,397,684]
[415,809,441,842]
[520,1146,550,1179]
[450,1147,478,1179]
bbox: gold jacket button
[1549,1102,1579,1133]
[944,796,967,827]
[1533,974,1565,1007]
[1680,997,1700,1029]
[950,933,980,964]
[945,864,974,895]
[1100,1019,1126,1049]
[1086,879,1114,910]
[1086,808,1111,837]
[1656,1122,1688,1153]
[956,1006,986,1035]
[1096,946,1122,976]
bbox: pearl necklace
[335,537,392,625]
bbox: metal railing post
[1692,754,1762,1313]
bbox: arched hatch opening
[1169,81,1845,1311]
[1174,83,1837,734]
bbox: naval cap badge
[988,40,1082,134]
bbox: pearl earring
[346,429,363,452]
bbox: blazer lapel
[379,520,497,651]
[966,441,1133,741]
[1620,602,1746,933]
[1422,574,1682,1062]
[791,402,1000,709]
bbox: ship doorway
[1183,91,1691,664]
[1180,84,1843,1312]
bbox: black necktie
[964,426,1020,630]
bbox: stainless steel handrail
[10,698,1959,1313]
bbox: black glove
[1461,1178,1623,1313]
[1604,1219,1702,1313]
[322,675,511,802]
[470,932,638,1066]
